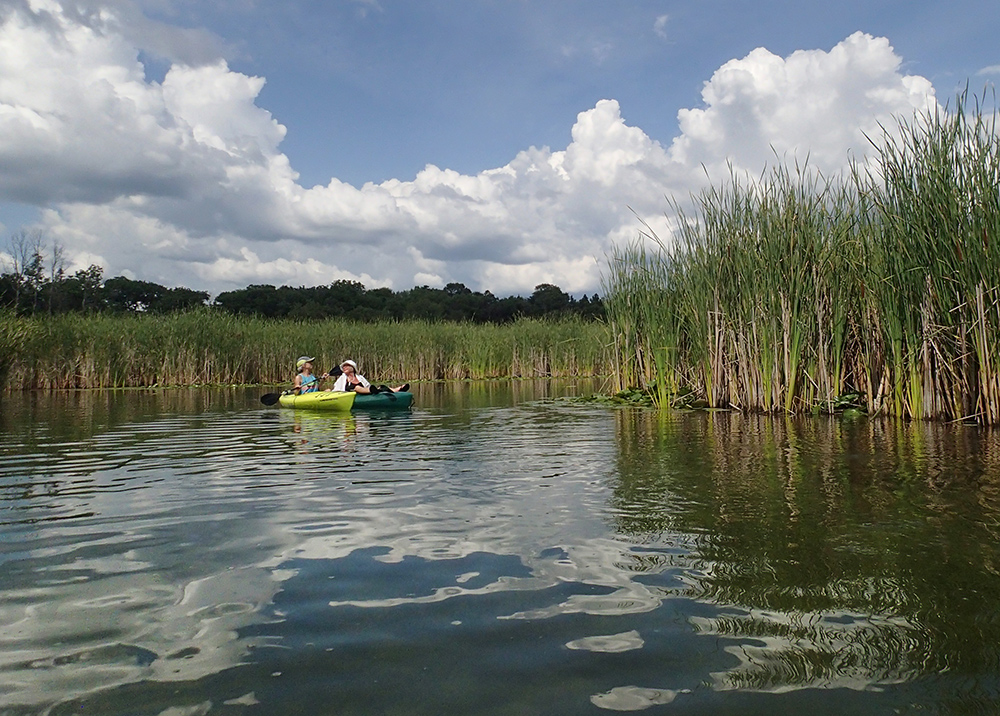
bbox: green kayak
[352,391,414,409]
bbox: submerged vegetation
[0,310,609,390]
[604,95,1000,423]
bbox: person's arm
[293,374,303,394]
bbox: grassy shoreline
[0,311,611,390]
[603,97,1000,423]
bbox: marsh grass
[0,310,610,390]
[604,96,1000,422]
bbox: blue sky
[182,0,996,187]
[0,0,997,295]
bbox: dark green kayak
[352,391,413,409]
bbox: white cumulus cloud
[0,1,939,295]
[670,32,937,178]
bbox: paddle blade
[260,392,281,406]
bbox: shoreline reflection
[611,410,1000,693]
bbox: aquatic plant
[604,95,1000,422]
[0,309,610,390]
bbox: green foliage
[103,276,208,314]
[604,93,1000,423]
[0,311,610,389]
[0,256,210,317]
[213,281,603,324]
[0,249,603,324]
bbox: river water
[2,381,999,715]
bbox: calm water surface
[2,381,1000,715]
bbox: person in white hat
[331,359,408,394]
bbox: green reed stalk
[859,91,1000,421]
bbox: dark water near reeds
[2,382,1000,715]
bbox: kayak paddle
[260,391,286,406]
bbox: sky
[0,0,998,297]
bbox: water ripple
[3,390,1000,714]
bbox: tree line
[1,231,604,322]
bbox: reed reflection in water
[611,409,1000,705]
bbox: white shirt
[332,373,370,391]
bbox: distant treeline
[0,233,210,316]
[0,235,603,322]
[213,281,604,322]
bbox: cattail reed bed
[604,97,1000,423]
[0,310,610,390]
